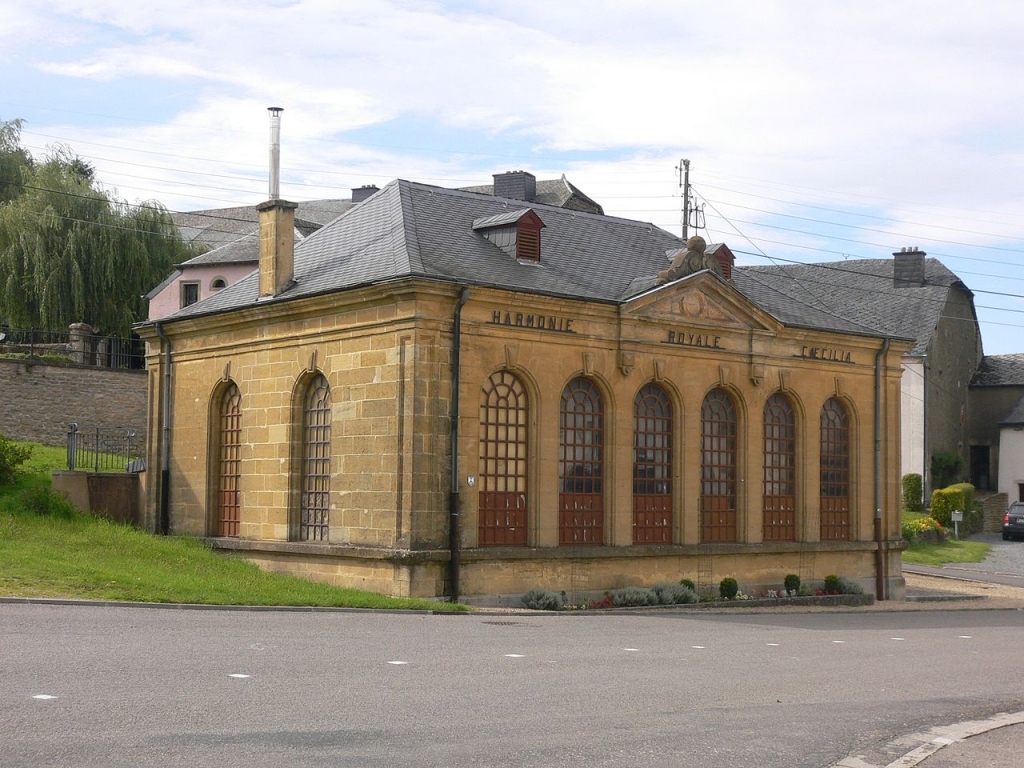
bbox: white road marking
[958,635,972,639]
[504,654,525,658]
[228,674,250,678]
[891,637,905,641]
[832,640,846,644]
[691,645,705,649]
[33,694,57,700]
[387,661,409,665]
[767,643,780,647]
[623,648,640,652]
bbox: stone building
[136,178,910,602]
[742,252,983,497]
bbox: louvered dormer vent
[472,208,546,263]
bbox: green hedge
[930,483,981,535]
[902,473,924,512]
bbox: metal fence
[66,424,144,473]
[0,326,145,369]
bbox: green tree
[0,138,194,336]
[0,118,34,204]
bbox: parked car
[1002,502,1024,541]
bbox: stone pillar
[69,323,94,365]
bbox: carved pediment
[623,275,779,333]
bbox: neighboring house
[969,353,1024,498]
[741,251,983,496]
[136,176,911,602]
[147,197,356,320]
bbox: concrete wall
[52,471,141,525]
[0,359,146,445]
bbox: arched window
[478,371,528,546]
[701,388,737,542]
[299,374,331,541]
[558,377,604,545]
[633,383,673,544]
[215,383,242,537]
[820,398,851,540]
[763,393,796,541]
[210,277,227,291]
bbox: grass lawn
[901,509,991,566]
[0,439,467,611]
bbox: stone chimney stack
[259,107,297,299]
[493,170,537,202]
[893,246,926,288]
[351,185,379,204]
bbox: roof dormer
[473,208,546,263]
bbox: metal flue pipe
[268,107,283,199]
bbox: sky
[2,0,1023,355]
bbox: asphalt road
[3,603,1024,768]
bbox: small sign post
[951,509,963,539]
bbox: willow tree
[0,142,193,337]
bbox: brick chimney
[493,170,536,202]
[258,107,297,298]
[893,246,926,288]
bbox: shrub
[0,433,33,485]
[783,574,801,594]
[823,574,841,594]
[611,586,658,607]
[652,582,698,605]
[719,577,739,600]
[931,450,962,489]
[837,576,864,595]
[18,486,80,520]
[931,483,975,528]
[901,473,923,512]
[521,588,564,611]
[679,577,696,591]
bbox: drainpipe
[874,338,890,600]
[449,287,470,603]
[155,322,172,535]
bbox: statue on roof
[656,235,721,284]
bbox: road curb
[830,710,1024,768]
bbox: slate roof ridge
[412,178,657,230]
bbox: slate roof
[972,353,1024,387]
[170,199,351,248]
[1000,394,1024,426]
[738,258,969,355]
[460,175,604,215]
[179,234,259,267]
[152,179,902,344]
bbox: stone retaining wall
[0,358,146,446]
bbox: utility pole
[678,158,691,240]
